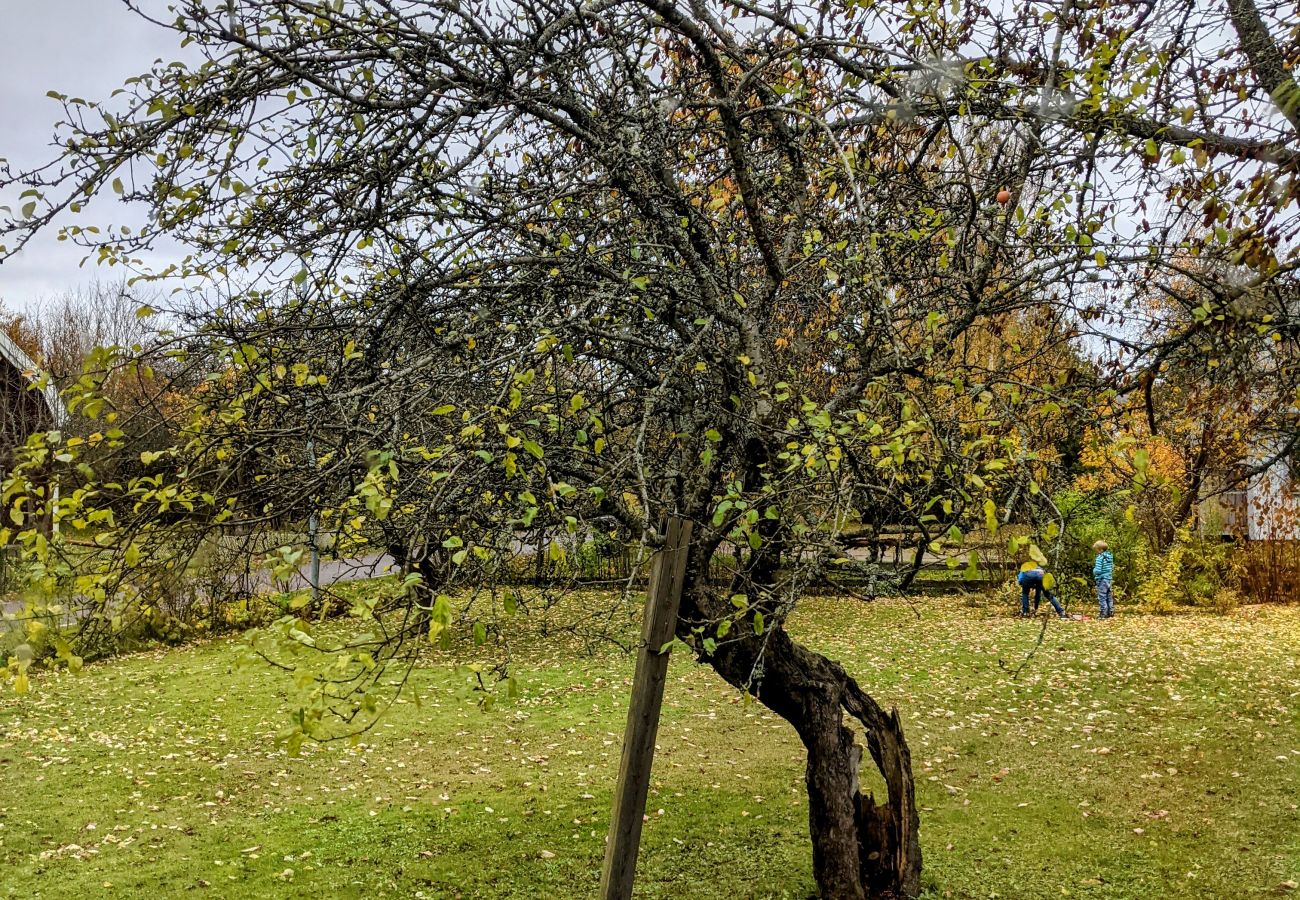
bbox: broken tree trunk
[692,609,921,899]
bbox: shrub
[1142,528,1240,614]
[1142,540,1182,615]
[1211,587,1241,615]
[0,603,62,661]
[1056,490,1149,596]
[1234,540,1300,604]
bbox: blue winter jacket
[1092,551,1114,582]
[1017,568,1044,588]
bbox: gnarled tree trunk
[681,585,921,899]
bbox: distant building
[1204,436,1300,541]
[0,330,65,467]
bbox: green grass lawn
[2,595,1298,899]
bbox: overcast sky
[0,0,185,311]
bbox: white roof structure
[0,329,66,427]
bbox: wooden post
[599,516,693,900]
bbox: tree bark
[1172,425,1213,532]
[684,591,921,899]
[1225,0,1300,138]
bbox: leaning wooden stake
[599,517,693,900]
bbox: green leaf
[712,500,733,527]
[752,612,765,635]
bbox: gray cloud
[1,0,187,310]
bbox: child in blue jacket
[1092,541,1115,618]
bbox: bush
[1211,587,1241,615]
[1056,490,1150,597]
[1234,540,1300,604]
[1142,528,1240,614]
[0,604,62,662]
[1142,540,1181,614]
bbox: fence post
[599,516,692,900]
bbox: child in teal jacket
[1092,541,1115,619]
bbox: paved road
[246,552,398,593]
[1,552,399,630]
